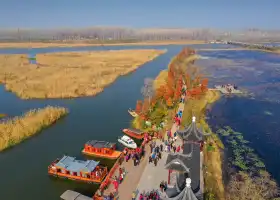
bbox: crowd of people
[148,141,163,166]
[164,133,182,154]
[137,190,160,200]
[124,146,145,166]
[159,181,168,192]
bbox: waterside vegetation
[0,49,166,99]
[132,48,200,134]
[131,47,225,199]
[0,106,68,151]
[216,126,280,200]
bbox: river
[1,44,279,199]
[0,44,216,200]
[196,49,280,184]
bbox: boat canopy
[86,140,115,149]
[54,156,99,173]
[126,128,144,135]
[60,190,92,200]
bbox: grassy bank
[0,106,68,151]
[0,40,205,48]
[0,49,166,99]
[180,89,225,200]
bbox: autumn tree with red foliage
[135,100,143,113]
[164,85,174,101]
[166,97,173,107]
[142,99,150,113]
[156,85,166,99]
[150,97,157,108]
[201,78,209,92]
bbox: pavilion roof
[165,144,201,191]
[162,178,202,200]
[176,116,210,142]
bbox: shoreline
[0,49,166,99]
[128,49,225,199]
[0,40,205,48]
[0,106,68,151]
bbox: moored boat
[82,140,122,159]
[118,135,137,149]
[128,108,138,117]
[122,128,145,139]
[48,155,107,184]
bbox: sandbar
[0,49,166,99]
[0,40,205,48]
[0,106,68,151]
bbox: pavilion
[162,116,209,200]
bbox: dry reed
[0,49,166,99]
[0,40,205,48]
[0,106,68,151]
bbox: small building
[163,116,208,200]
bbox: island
[0,49,166,99]
[0,106,68,151]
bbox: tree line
[133,47,209,131]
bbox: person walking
[154,157,158,166]
[173,145,176,153]
[160,144,163,152]
[176,145,181,153]
[149,142,153,153]
[132,191,136,200]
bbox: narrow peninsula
[0,49,166,99]
[0,106,68,151]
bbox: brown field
[0,49,166,99]
[0,106,68,151]
[0,40,205,48]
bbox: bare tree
[141,78,154,105]
[226,171,280,200]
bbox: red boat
[122,128,145,139]
[82,140,122,160]
[48,155,107,184]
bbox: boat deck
[48,170,106,184]
[82,149,122,159]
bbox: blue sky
[0,0,278,29]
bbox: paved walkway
[102,145,150,200]
[135,83,205,197]
[136,139,182,198]
[136,90,187,198]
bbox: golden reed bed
[0,106,68,151]
[0,40,205,48]
[0,49,166,99]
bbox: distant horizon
[0,0,278,29]
[0,26,279,31]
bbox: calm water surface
[0,44,216,200]
[197,50,280,183]
[1,44,279,199]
